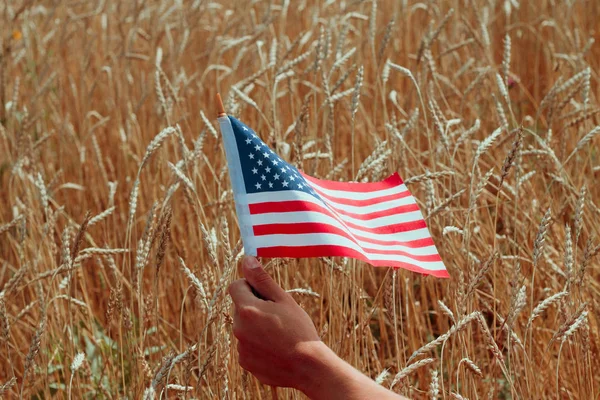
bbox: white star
[263,151,270,158]
[243,126,249,131]
[280,167,286,173]
[249,153,255,159]
[245,138,252,144]
[257,159,263,166]
[255,182,262,189]
[290,175,295,181]
[252,167,258,174]
[274,173,280,180]
[268,182,273,188]
[282,180,289,187]
[265,166,271,173]
[272,159,279,165]
[298,183,303,189]
[261,174,266,181]
[255,144,261,151]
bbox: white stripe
[252,223,438,255]
[249,189,423,228]
[250,211,433,243]
[253,234,446,271]
[247,190,416,215]
[305,179,408,200]
[330,210,423,229]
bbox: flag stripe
[312,187,413,207]
[253,234,445,265]
[301,172,403,192]
[249,200,423,226]
[303,177,408,200]
[253,219,435,249]
[248,191,417,215]
[255,244,449,277]
[250,210,433,244]
[251,210,429,237]
[253,224,441,257]
[253,221,436,253]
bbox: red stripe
[345,218,425,234]
[310,187,412,207]
[252,205,426,234]
[253,223,440,262]
[354,235,434,248]
[257,245,449,278]
[301,172,404,191]
[249,200,420,220]
[254,222,434,247]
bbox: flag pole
[217,93,226,118]
[217,93,279,400]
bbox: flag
[218,115,448,278]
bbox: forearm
[296,342,408,400]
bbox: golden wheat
[0,0,599,398]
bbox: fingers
[228,279,259,307]
[241,256,288,302]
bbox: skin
[228,255,409,400]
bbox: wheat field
[1,0,599,398]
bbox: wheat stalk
[405,171,454,185]
[88,206,115,226]
[0,377,17,396]
[459,358,483,377]
[564,224,574,287]
[565,126,600,163]
[385,60,428,127]
[200,110,218,139]
[474,127,503,165]
[503,34,511,87]
[429,369,439,400]
[527,291,568,328]
[390,358,434,389]
[574,184,586,243]
[408,312,482,363]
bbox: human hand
[228,256,321,390]
[228,256,409,400]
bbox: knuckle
[228,279,243,295]
[238,305,258,320]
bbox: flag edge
[218,115,257,256]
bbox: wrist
[293,341,409,400]
[294,341,346,398]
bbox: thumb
[242,256,287,302]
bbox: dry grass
[1,0,599,398]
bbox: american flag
[218,115,448,277]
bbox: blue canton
[229,116,320,198]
